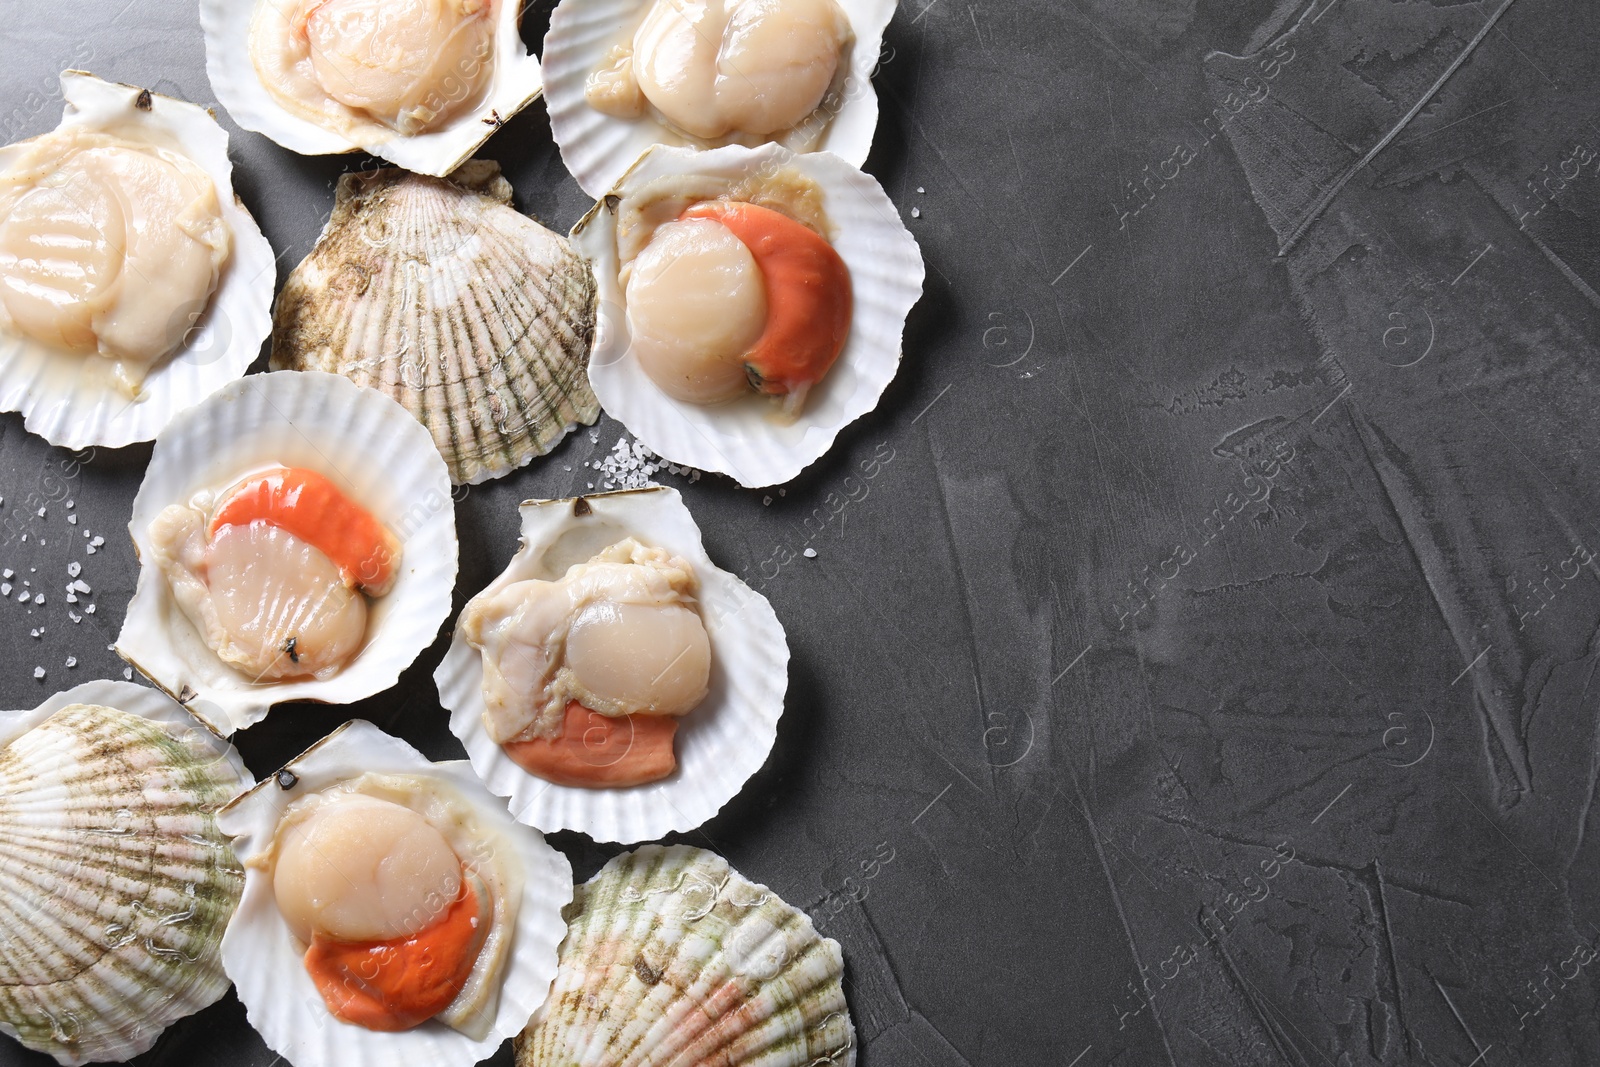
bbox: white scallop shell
[0,680,252,1067]
[542,0,897,197]
[218,720,572,1067]
[116,371,459,735]
[517,845,855,1067]
[571,144,923,488]
[435,487,788,843]
[201,0,542,177]
[269,162,600,486]
[0,72,275,450]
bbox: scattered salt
[65,593,76,604]
[917,186,925,193]
[122,667,132,680]
[32,667,43,680]
[1,584,8,597]
[35,507,45,518]
[762,496,772,506]
[67,514,77,525]
[3,569,12,579]
[28,629,38,638]
[911,207,921,218]
[68,611,80,623]
[32,594,43,605]
[65,500,73,509]
[13,590,26,603]
[71,580,89,594]
[85,604,94,614]
[803,547,818,558]
[64,656,75,668]
[67,562,80,578]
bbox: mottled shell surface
[271,162,600,485]
[518,845,855,1067]
[0,680,253,1066]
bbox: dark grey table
[4,0,1599,1064]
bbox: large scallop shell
[116,370,459,735]
[0,72,275,450]
[218,720,573,1067]
[542,0,897,197]
[517,845,856,1067]
[0,680,252,1067]
[200,0,542,177]
[571,143,923,487]
[270,162,600,486]
[435,487,788,843]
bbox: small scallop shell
[0,72,275,450]
[200,0,541,177]
[435,487,788,843]
[517,844,855,1067]
[0,681,252,1067]
[269,162,600,486]
[217,720,573,1067]
[116,370,459,735]
[542,0,897,197]
[571,144,923,488]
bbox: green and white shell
[518,844,855,1067]
[0,681,252,1066]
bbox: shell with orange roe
[211,465,402,595]
[681,199,852,404]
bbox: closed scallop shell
[0,681,252,1066]
[435,487,788,843]
[217,720,573,1067]
[200,0,542,177]
[116,370,459,735]
[0,72,275,450]
[517,844,855,1067]
[571,143,923,488]
[270,162,600,486]
[542,0,897,197]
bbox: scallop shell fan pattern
[517,844,855,1067]
[0,703,246,1066]
[271,161,600,485]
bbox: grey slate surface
[3,0,1600,1064]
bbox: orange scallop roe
[503,700,680,788]
[210,466,401,594]
[679,200,852,400]
[304,875,484,1031]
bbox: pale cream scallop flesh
[0,128,230,393]
[459,538,712,743]
[587,0,853,142]
[252,0,495,138]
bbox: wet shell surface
[270,162,600,486]
[218,720,573,1067]
[200,0,542,177]
[0,680,252,1067]
[543,0,897,197]
[517,844,855,1067]
[116,370,459,735]
[572,144,923,487]
[0,72,274,450]
[435,487,788,842]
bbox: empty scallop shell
[270,161,601,486]
[571,143,923,487]
[542,0,897,197]
[0,72,275,450]
[116,370,459,735]
[435,487,788,843]
[0,680,252,1066]
[517,844,855,1067]
[200,0,542,177]
[218,720,573,1067]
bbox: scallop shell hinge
[517,844,855,1067]
[0,701,248,1066]
[270,161,601,485]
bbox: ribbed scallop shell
[435,487,789,843]
[571,144,923,488]
[517,845,855,1067]
[0,681,252,1066]
[270,161,600,485]
[542,0,898,197]
[0,73,275,450]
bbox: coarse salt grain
[67,562,80,577]
[33,667,43,680]
[64,656,75,668]
[804,547,818,558]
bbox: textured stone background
[2,0,1598,1064]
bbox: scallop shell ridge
[271,162,600,485]
[0,690,251,1066]
[518,844,855,1067]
